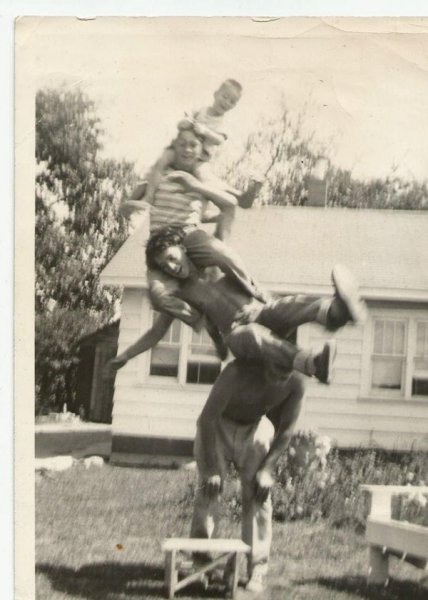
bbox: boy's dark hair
[223,79,243,94]
[145,225,187,270]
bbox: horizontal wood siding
[298,319,428,451]
[113,287,209,440]
[112,296,428,454]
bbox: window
[367,314,428,399]
[371,319,406,393]
[413,321,428,396]
[148,312,221,385]
[149,318,181,378]
[187,328,221,384]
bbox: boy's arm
[195,122,227,146]
[166,171,237,211]
[254,379,303,503]
[105,313,174,375]
[149,278,205,330]
[196,362,236,496]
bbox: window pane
[149,312,181,378]
[170,320,181,344]
[373,321,384,353]
[187,361,221,384]
[394,321,405,354]
[373,319,406,356]
[383,321,395,354]
[416,322,428,357]
[190,328,218,357]
[412,377,428,396]
[187,327,221,383]
[412,356,428,397]
[150,345,179,377]
[372,357,403,390]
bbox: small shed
[75,320,120,423]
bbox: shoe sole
[332,264,367,324]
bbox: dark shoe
[314,340,336,384]
[238,179,263,209]
[330,264,367,327]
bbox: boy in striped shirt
[139,123,266,330]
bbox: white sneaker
[331,264,367,325]
[245,566,267,593]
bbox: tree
[35,88,138,414]
[214,103,428,210]
[214,105,328,207]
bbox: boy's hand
[254,468,274,503]
[104,355,128,378]
[166,170,199,191]
[231,303,263,329]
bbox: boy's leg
[237,417,274,588]
[213,205,235,241]
[256,265,366,336]
[190,421,229,562]
[226,323,336,383]
[183,228,266,302]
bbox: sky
[20,17,428,182]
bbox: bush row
[182,432,428,531]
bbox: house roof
[100,207,428,302]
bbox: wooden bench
[361,485,428,585]
[162,537,251,599]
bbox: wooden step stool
[162,538,251,599]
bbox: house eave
[267,283,428,304]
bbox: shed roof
[100,207,428,302]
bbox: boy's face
[172,130,202,171]
[155,245,192,279]
[212,83,241,116]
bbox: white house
[100,207,428,464]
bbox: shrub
[273,435,427,530]
[179,432,428,531]
[35,307,101,415]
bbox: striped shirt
[149,170,204,233]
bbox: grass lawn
[36,463,426,600]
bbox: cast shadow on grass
[294,574,427,600]
[37,561,226,599]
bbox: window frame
[361,307,428,401]
[141,311,221,388]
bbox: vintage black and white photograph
[15,16,428,599]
